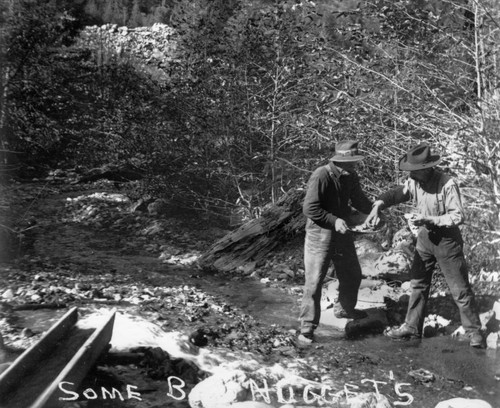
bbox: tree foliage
[0,0,84,173]
[2,0,499,272]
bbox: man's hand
[363,200,384,228]
[335,218,349,234]
[412,214,435,228]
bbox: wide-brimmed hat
[331,140,364,162]
[399,143,441,171]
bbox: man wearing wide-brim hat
[298,140,373,345]
[365,143,484,347]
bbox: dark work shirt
[303,162,373,230]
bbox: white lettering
[361,379,387,398]
[320,385,333,401]
[303,385,320,404]
[277,385,297,404]
[167,376,186,401]
[126,385,142,401]
[83,388,98,400]
[394,382,414,406]
[344,383,359,401]
[58,382,79,401]
[101,387,124,400]
[249,379,271,404]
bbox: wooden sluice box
[0,307,115,408]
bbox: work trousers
[300,226,362,334]
[405,227,481,333]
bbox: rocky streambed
[0,179,499,408]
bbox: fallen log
[198,188,306,272]
[198,187,394,273]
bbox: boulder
[322,279,400,312]
[322,279,339,307]
[492,300,500,320]
[480,310,498,332]
[320,307,388,336]
[423,314,451,337]
[486,332,498,349]
[188,370,249,408]
[147,199,170,216]
[1,288,14,300]
[319,309,349,331]
[345,309,388,337]
[372,249,412,281]
[355,237,384,257]
[434,398,492,408]
[320,278,394,333]
[347,392,392,408]
[360,226,415,281]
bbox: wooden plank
[29,309,116,408]
[0,307,78,397]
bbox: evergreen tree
[84,0,100,22]
[103,0,121,24]
[120,0,128,26]
[129,0,142,27]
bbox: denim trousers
[405,227,481,333]
[299,226,362,333]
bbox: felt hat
[330,140,364,162]
[399,143,441,171]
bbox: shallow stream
[2,185,499,407]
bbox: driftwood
[198,188,306,272]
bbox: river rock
[355,237,383,257]
[320,307,388,335]
[423,314,451,337]
[481,310,499,333]
[345,309,388,337]
[492,300,500,320]
[357,284,390,308]
[188,370,249,408]
[434,398,492,408]
[371,249,412,281]
[486,332,498,349]
[322,279,399,312]
[148,199,170,216]
[1,289,14,299]
[321,279,339,308]
[320,279,390,333]
[347,392,392,408]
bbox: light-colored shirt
[379,169,464,227]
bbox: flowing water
[3,185,499,407]
[8,280,500,408]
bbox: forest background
[0,0,499,279]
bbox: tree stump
[198,188,306,272]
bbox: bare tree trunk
[0,68,9,166]
[474,2,482,100]
[270,64,279,204]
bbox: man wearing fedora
[298,140,373,345]
[365,143,483,347]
